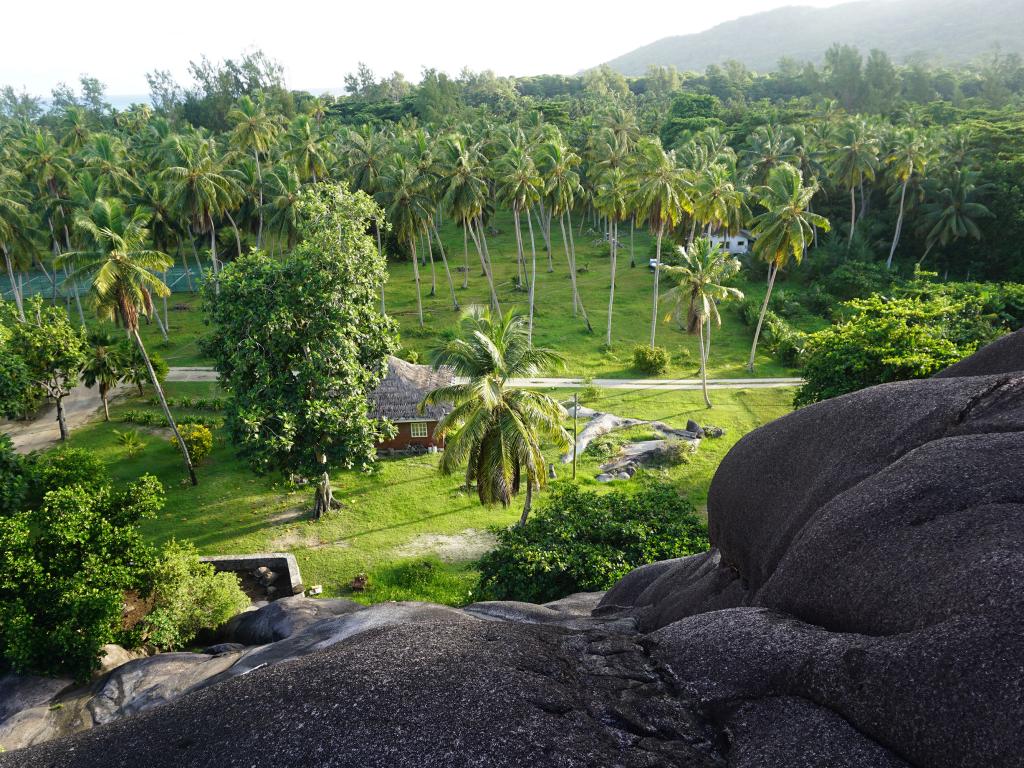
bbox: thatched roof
[369,356,456,422]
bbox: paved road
[166,366,803,391]
[1,383,128,453]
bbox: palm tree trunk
[132,327,197,485]
[847,186,856,247]
[424,233,437,297]
[746,262,778,373]
[101,385,110,422]
[470,217,501,314]
[650,223,665,348]
[431,223,459,311]
[543,204,554,273]
[153,305,169,342]
[699,317,711,408]
[254,149,264,248]
[606,219,617,347]
[462,223,469,289]
[705,315,712,368]
[225,209,243,258]
[565,211,592,332]
[376,223,385,314]
[517,470,534,527]
[410,238,424,327]
[512,207,525,289]
[629,217,635,268]
[688,219,697,245]
[887,177,910,269]
[526,207,538,346]
[163,271,170,332]
[917,240,936,266]
[3,245,24,321]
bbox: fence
[1,265,206,302]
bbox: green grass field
[125,208,824,378]
[59,381,794,605]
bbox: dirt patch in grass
[395,528,497,564]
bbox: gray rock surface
[218,593,365,645]
[932,329,1024,378]
[3,336,1022,766]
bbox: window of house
[410,422,429,438]
[736,240,746,247]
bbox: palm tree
[60,198,197,485]
[885,128,932,268]
[741,124,798,186]
[916,170,994,265]
[630,139,690,348]
[0,173,31,321]
[538,137,591,332]
[662,237,744,407]
[228,95,279,248]
[421,307,569,526]
[379,154,431,327]
[80,331,124,421]
[496,146,543,342]
[746,165,830,372]
[829,120,879,247]
[691,163,749,239]
[283,115,331,184]
[264,165,302,255]
[594,167,631,347]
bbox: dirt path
[1,384,127,454]
[166,367,803,390]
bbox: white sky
[2,0,851,97]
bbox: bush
[795,295,979,407]
[0,473,163,680]
[739,299,806,367]
[23,447,108,511]
[823,260,904,301]
[647,439,695,468]
[476,482,709,603]
[632,345,670,375]
[140,540,249,651]
[0,434,26,516]
[174,424,214,465]
[114,428,147,457]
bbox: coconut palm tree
[741,124,798,186]
[538,137,592,332]
[916,170,994,265]
[264,164,302,255]
[691,163,749,239]
[885,128,933,268]
[496,146,543,342]
[829,120,879,247]
[227,95,279,247]
[59,198,197,484]
[662,237,744,407]
[630,139,690,348]
[283,115,331,184]
[0,173,31,321]
[80,331,124,421]
[746,165,830,372]
[594,167,631,347]
[379,153,432,327]
[421,307,569,526]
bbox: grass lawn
[107,208,826,378]
[57,381,795,606]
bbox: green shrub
[0,434,26,516]
[362,557,476,605]
[397,347,420,364]
[795,295,979,407]
[174,424,214,465]
[140,540,249,651]
[121,409,160,426]
[739,298,806,367]
[23,447,108,510]
[632,345,670,375]
[476,482,709,603]
[114,429,147,457]
[0,474,163,680]
[647,439,694,468]
[584,435,618,459]
[823,260,903,301]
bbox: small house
[369,356,455,452]
[709,229,754,255]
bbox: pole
[572,392,578,481]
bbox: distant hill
[600,0,1024,76]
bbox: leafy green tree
[205,183,397,517]
[795,295,981,406]
[60,198,196,484]
[2,297,86,440]
[422,307,569,525]
[746,165,830,372]
[662,237,744,407]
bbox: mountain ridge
[599,0,1023,76]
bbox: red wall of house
[377,421,443,451]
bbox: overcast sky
[2,0,851,97]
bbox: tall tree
[60,198,197,484]
[228,95,279,248]
[746,165,830,372]
[594,168,631,347]
[422,307,569,526]
[630,139,689,348]
[80,331,124,421]
[379,154,432,327]
[829,120,879,247]
[917,170,994,265]
[205,184,397,517]
[496,146,543,343]
[885,128,932,268]
[662,237,744,407]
